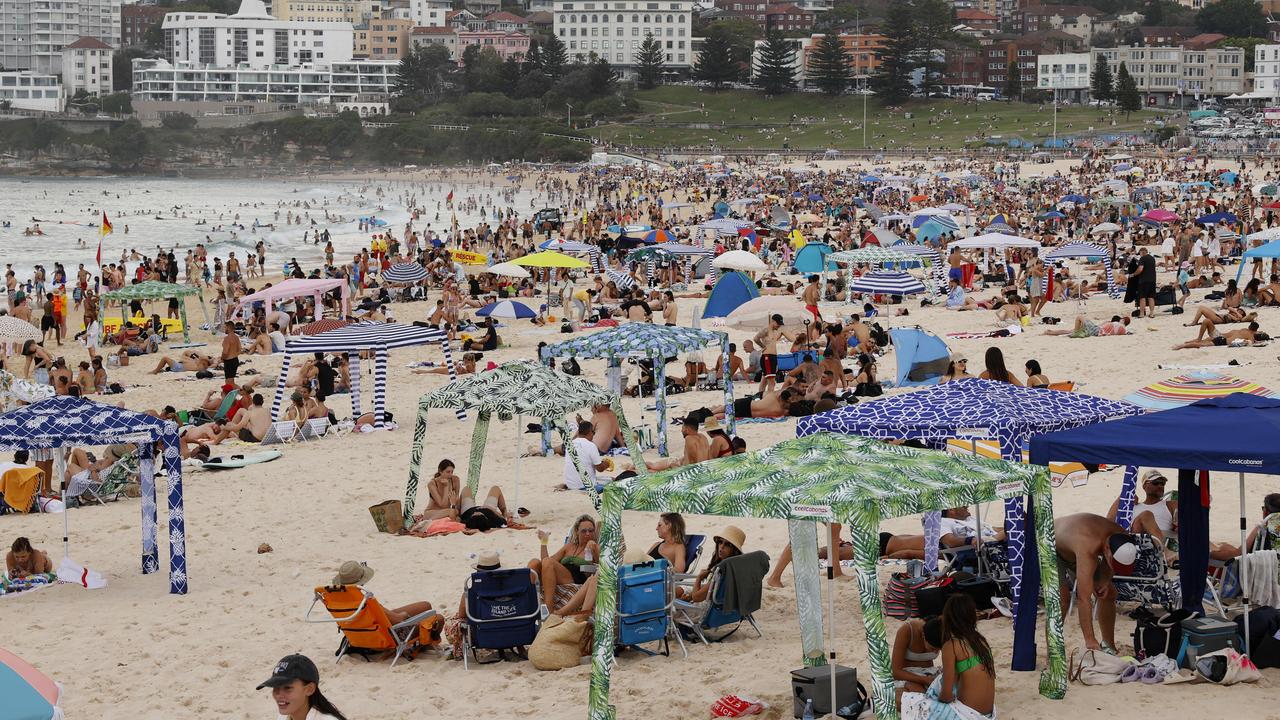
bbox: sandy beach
[3,155,1280,719]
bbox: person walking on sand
[221,321,241,380]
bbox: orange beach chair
[304,585,439,667]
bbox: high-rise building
[122,3,169,48]
[162,0,354,69]
[553,0,695,75]
[0,0,122,75]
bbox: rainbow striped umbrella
[1123,372,1277,410]
[0,647,62,720]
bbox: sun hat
[702,416,724,433]
[1141,469,1168,484]
[473,550,502,570]
[256,654,319,690]
[714,525,747,554]
[332,560,375,586]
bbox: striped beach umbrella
[849,271,927,296]
[1122,372,1277,411]
[381,263,427,284]
[476,300,536,319]
[0,647,62,720]
[0,317,41,344]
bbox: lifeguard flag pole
[97,212,113,267]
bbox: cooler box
[791,664,857,718]
[1178,615,1239,668]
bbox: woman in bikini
[419,459,462,522]
[893,616,942,706]
[528,515,599,610]
[6,536,53,578]
[648,512,689,573]
[1024,359,1050,389]
[900,595,997,720]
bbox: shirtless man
[712,342,748,381]
[802,275,822,322]
[644,415,711,471]
[220,321,242,380]
[151,350,212,374]
[224,393,271,442]
[180,418,230,457]
[1172,321,1261,350]
[1054,513,1138,652]
[847,314,877,353]
[752,314,792,394]
[947,246,965,285]
[579,402,623,454]
[712,387,793,420]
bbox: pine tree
[872,0,916,105]
[499,55,523,96]
[541,34,568,80]
[694,32,739,89]
[912,0,955,97]
[636,34,665,89]
[808,33,852,96]
[522,39,542,75]
[1090,54,1114,102]
[1114,61,1141,117]
[753,31,797,95]
[1002,60,1022,100]
[587,55,619,96]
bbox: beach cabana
[234,278,350,322]
[280,321,459,429]
[404,361,646,517]
[1042,241,1121,298]
[542,324,733,455]
[946,232,1041,250]
[1235,238,1280,282]
[0,397,187,594]
[627,243,716,285]
[100,280,205,342]
[1030,394,1280,655]
[586,433,1066,720]
[829,247,942,299]
[798,378,1142,670]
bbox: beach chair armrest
[304,590,370,622]
[392,608,438,633]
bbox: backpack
[1070,648,1136,685]
[869,322,889,348]
[883,572,931,619]
[1131,607,1190,660]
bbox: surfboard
[198,450,283,470]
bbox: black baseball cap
[256,654,319,690]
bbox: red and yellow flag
[97,212,113,266]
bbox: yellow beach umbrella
[513,251,590,318]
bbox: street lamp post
[566,103,573,129]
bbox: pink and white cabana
[235,278,350,322]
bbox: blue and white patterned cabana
[0,397,187,594]
[280,321,460,428]
[1042,242,1121,298]
[797,378,1141,671]
[542,324,733,456]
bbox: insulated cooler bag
[618,558,669,647]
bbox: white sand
[6,172,1280,719]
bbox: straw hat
[702,416,723,433]
[473,550,502,570]
[714,525,747,553]
[332,560,374,586]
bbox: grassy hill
[584,86,1163,150]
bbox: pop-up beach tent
[798,379,1142,670]
[281,321,459,428]
[0,397,187,593]
[542,324,734,455]
[701,270,760,319]
[1235,238,1280,282]
[101,280,206,342]
[404,361,645,518]
[586,433,1066,720]
[1030,393,1280,654]
[793,242,837,274]
[888,327,950,387]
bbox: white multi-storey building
[163,0,354,70]
[553,0,694,74]
[131,57,397,103]
[0,0,122,75]
[0,71,66,111]
[1036,52,1090,103]
[1091,45,1245,106]
[62,36,114,97]
[410,0,454,27]
[1253,44,1280,103]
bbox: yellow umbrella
[512,251,590,318]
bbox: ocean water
[0,175,544,280]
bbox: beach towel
[579,318,619,329]
[901,676,996,720]
[734,416,792,424]
[0,573,55,597]
[1239,550,1280,608]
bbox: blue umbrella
[849,271,927,296]
[1197,211,1239,225]
[477,300,536,319]
[1037,211,1066,220]
[808,193,824,201]
[382,262,427,284]
[1060,194,1088,204]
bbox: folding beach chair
[79,453,139,506]
[618,558,686,658]
[674,552,766,645]
[683,534,707,575]
[0,467,43,514]
[189,390,240,426]
[261,421,304,445]
[299,418,330,441]
[1113,534,1181,611]
[304,585,438,667]
[462,568,543,669]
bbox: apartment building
[410,0,454,27]
[354,17,411,60]
[131,56,397,102]
[0,71,65,111]
[63,36,114,96]
[122,3,169,48]
[1091,45,1244,104]
[1036,51,1090,102]
[163,0,354,70]
[0,0,121,75]
[553,0,695,74]
[1254,44,1280,102]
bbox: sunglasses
[957,359,968,363]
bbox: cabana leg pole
[466,412,491,496]
[788,519,826,667]
[179,301,190,343]
[56,448,68,559]
[403,407,429,527]
[161,427,188,594]
[655,354,669,457]
[827,522,837,716]
[587,485,624,720]
[270,353,291,421]
[1031,469,1067,699]
[373,345,388,429]
[139,443,158,575]
[349,352,362,419]
[851,515,896,720]
[721,337,735,436]
[1116,465,1140,529]
[513,414,521,513]
[1240,471,1251,656]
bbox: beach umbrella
[1060,194,1089,204]
[486,262,531,279]
[1037,211,1066,220]
[297,318,350,336]
[0,647,62,720]
[643,228,677,243]
[512,251,590,317]
[1247,228,1280,242]
[985,221,1017,234]
[0,317,41,345]
[1141,209,1179,224]
[725,296,810,331]
[1123,372,1276,411]
[1263,201,1280,210]
[1257,184,1279,197]
[477,300,536,320]
[1197,211,1239,225]
[381,262,427,284]
[849,271,926,296]
[1090,222,1122,234]
[711,249,768,272]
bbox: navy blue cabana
[798,378,1142,670]
[0,397,188,593]
[1029,393,1280,651]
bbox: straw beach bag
[529,615,590,671]
[368,500,404,534]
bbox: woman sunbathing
[528,515,598,610]
[420,459,462,522]
[6,536,53,578]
